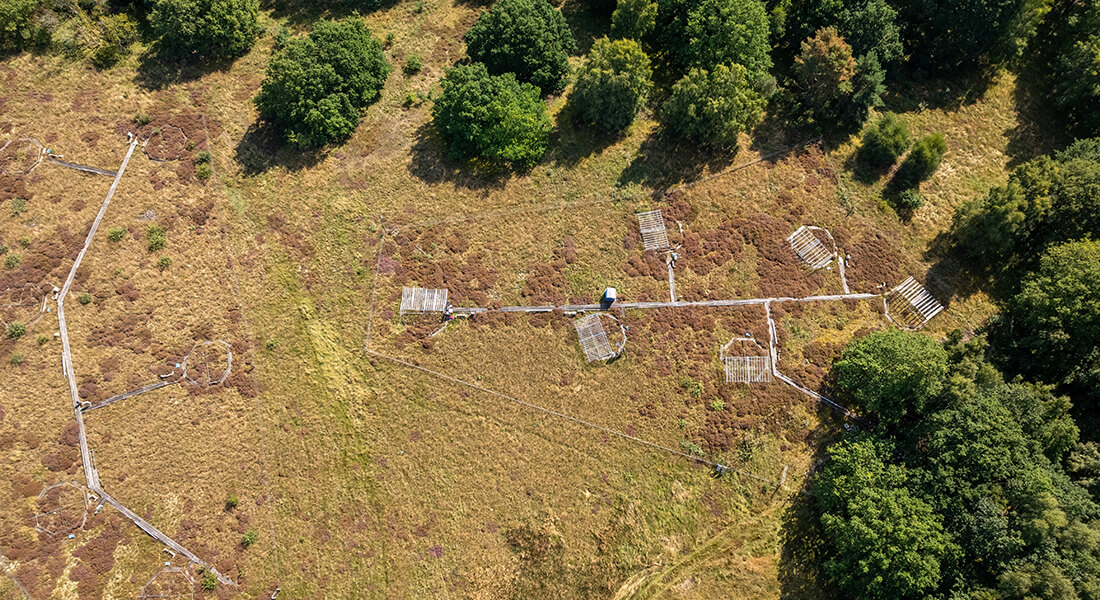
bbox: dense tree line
[817,330,1100,599]
[950,139,1100,417]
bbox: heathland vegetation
[1,0,1098,596]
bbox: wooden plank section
[450,292,880,315]
[636,210,669,251]
[764,301,852,416]
[83,380,175,412]
[47,157,118,177]
[787,226,833,269]
[58,139,138,490]
[54,140,234,588]
[400,287,448,314]
[96,489,233,585]
[574,314,615,362]
[667,260,676,302]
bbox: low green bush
[404,54,423,75]
[146,225,166,252]
[7,323,26,339]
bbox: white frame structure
[574,314,622,362]
[886,276,944,329]
[400,287,449,316]
[719,336,772,383]
[787,225,835,270]
[636,210,670,251]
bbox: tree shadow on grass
[263,0,398,29]
[406,121,514,191]
[561,0,610,56]
[1004,58,1071,168]
[134,46,242,91]
[616,129,738,195]
[545,101,627,168]
[233,121,327,175]
[777,397,844,600]
[880,69,997,114]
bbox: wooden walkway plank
[54,139,236,587]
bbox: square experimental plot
[887,277,945,329]
[574,313,617,362]
[636,209,670,251]
[400,286,449,316]
[787,226,834,270]
[724,356,772,384]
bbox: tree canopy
[815,334,1100,599]
[611,0,658,40]
[661,62,766,146]
[464,0,576,94]
[569,37,653,132]
[832,329,948,426]
[892,133,945,189]
[149,0,261,60]
[892,0,1045,75]
[858,111,909,167]
[792,27,883,128]
[432,62,551,168]
[1005,240,1100,412]
[816,438,955,599]
[778,0,903,68]
[255,19,391,148]
[683,0,772,79]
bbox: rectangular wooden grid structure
[574,314,615,362]
[636,210,670,251]
[724,356,772,383]
[400,287,449,315]
[787,226,833,269]
[888,277,944,328]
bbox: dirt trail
[613,507,780,600]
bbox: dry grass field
[0,0,1037,596]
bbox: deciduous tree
[255,19,391,148]
[569,37,653,131]
[149,0,261,60]
[661,63,766,146]
[432,62,551,168]
[464,0,576,94]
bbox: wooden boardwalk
[47,157,118,177]
[54,139,234,586]
[451,292,879,316]
[83,380,176,412]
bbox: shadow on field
[134,47,240,91]
[616,130,737,193]
[777,396,846,600]
[546,102,626,168]
[234,122,327,175]
[407,122,513,190]
[263,0,397,28]
[880,70,996,114]
[1004,60,1070,167]
[561,0,610,56]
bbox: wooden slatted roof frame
[636,210,670,251]
[787,225,835,270]
[886,276,944,329]
[400,287,449,315]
